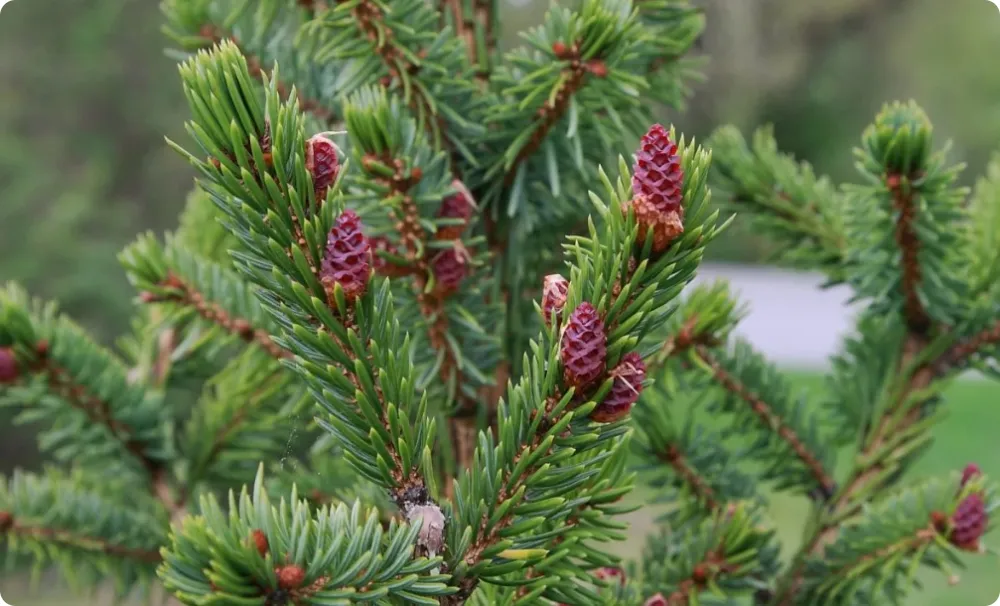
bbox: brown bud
[407,503,446,557]
[232,318,254,339]
[0,511,12,532]
[586,60,608,78]
[275,564,306,590]
[541,274,569,327]
[552,41,568,57]
[251,529,269,557]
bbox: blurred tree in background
[2,0,1000,465]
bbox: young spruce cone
[431,247,469,293]
[0,347,17,384]
[541,274,569,327]
[321,210,371,303]
[435,180,476,240]
[626,124,685,252]
[560,302,607,390]
[306,133,340,204]
[591,352,645,423]
[950,492,988,551]
[275,564,306,590]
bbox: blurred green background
[3,0,1000,603]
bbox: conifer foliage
[1,0,999,604]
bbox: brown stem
[199,26,338,126]
[663,546,738,605]
[441,397,567,603]
[0,513,162,563]
[777,173,938,602]
[502,42,607,188]
[658,443,719,511]
[939,319,1000,369]
[889,174,931,334]
[439,0,496,83]
[141,273,290,360]
[693,345,836,496]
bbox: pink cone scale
[321,210,371,303]
[592,352,645,423]
[0,347,17,384]
[560,302,607,390]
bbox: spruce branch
[445,135,723,600]
[640,501,781,604]
[707,125,847,282]
[0,284,171,483]
[162,0,343,127]
[170,43,437,511]
[633,371,761,515]
[692,344,837,499]
[0,469,167,593]
[309,0,484,167]
[340,87,502,486]
[786,473,998,604]
[159,467,454,604]
[121,232,291,361]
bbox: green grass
[3,372,999,605]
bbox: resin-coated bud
[541,274,569,327]
[560,302,607,390]
[306,134,341,204]
[321,210,371,304]
[592,352,645,423]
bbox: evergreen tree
[1,1,998,604]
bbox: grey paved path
[691,264,860,370]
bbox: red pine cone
[632,124,684,214]
[961,463,982,488]
[591,352,645,423]
[560,302,607,390]
[321,210,371,303]
[0,347,17,384]
[436,180,476,240]
[541,274,569,326]
[624,193,684,253]
[594,567,626,586]
[643,594,667,606]
[431,247,469,293]
[275,564,306,590]
[950,492,988,551]
[251,529,269,557]
[306,134,340,203]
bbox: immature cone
[275,564,306,590]
[591,352,645,423]
[0,347,17,384]
[950,492,988,551]
[305,134,340,203]
[643,594,667,606]
[431,247,469,293]
[436,180,476,240]
[541,274,569,326]
[626,124,685,252]
[321,210,371,303]
[560,302,607,390]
